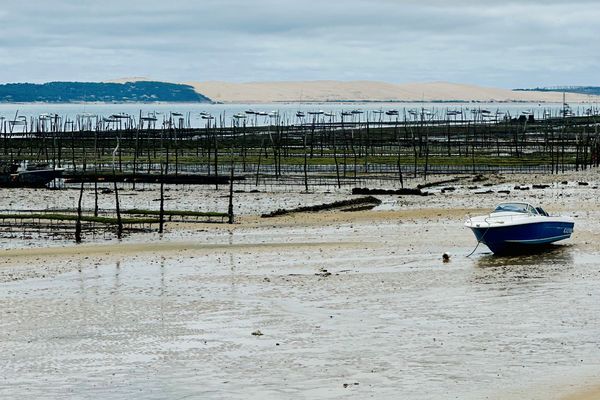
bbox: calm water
[0,101,597,128]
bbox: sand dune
[104,76,154,83]
[188,80,597,103]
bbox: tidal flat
[1,171,599,399]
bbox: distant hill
[0,81,211,103]
[515,86,600,96]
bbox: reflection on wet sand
[476,244,574,267]
[477,244,573,268]
[471,245,575,286]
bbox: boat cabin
[493,202,549,216]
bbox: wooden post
[71,123,77,172]
[112,137,123,239]
[159,128,166,234]
[333,126,341,188]
[159,167,165,234]
[228,163,235,224]
[214,126,219,190]
[395,118,404,188]
[75,181,84,243]
[94,128,99,217]
[133,110,141,190]
[303,131,308,191]
[256,139,264,187]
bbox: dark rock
[417,177,462,189]
[262,196,382,218]
[315,268,332,277]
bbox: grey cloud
[0,0,598,87]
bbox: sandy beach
[1,170,599,399]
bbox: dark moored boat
[0,162,63,188]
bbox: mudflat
[1,171,599,399]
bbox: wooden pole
[112,137,123,239]
[75,181,84,243]
[228,162,235,224]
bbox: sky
[0,0,598,88]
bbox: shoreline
[0,99,595,105]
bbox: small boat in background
[465,202,574,254]
[110,113,130,119]
[0,162,63,188]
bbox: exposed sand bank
[0,239,365,271]
[561,386,600,400]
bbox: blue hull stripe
[505,234,571,244]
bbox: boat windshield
[535,207,549,216]
[494,203,538,214]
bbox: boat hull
[0,169,63,188]
[469,220,574,254]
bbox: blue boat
[465,202,574,254]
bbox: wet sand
[1,171,599,399]
[562,387,600,400]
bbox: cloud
[0,0,598,87]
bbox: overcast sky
[0,0,597,88]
